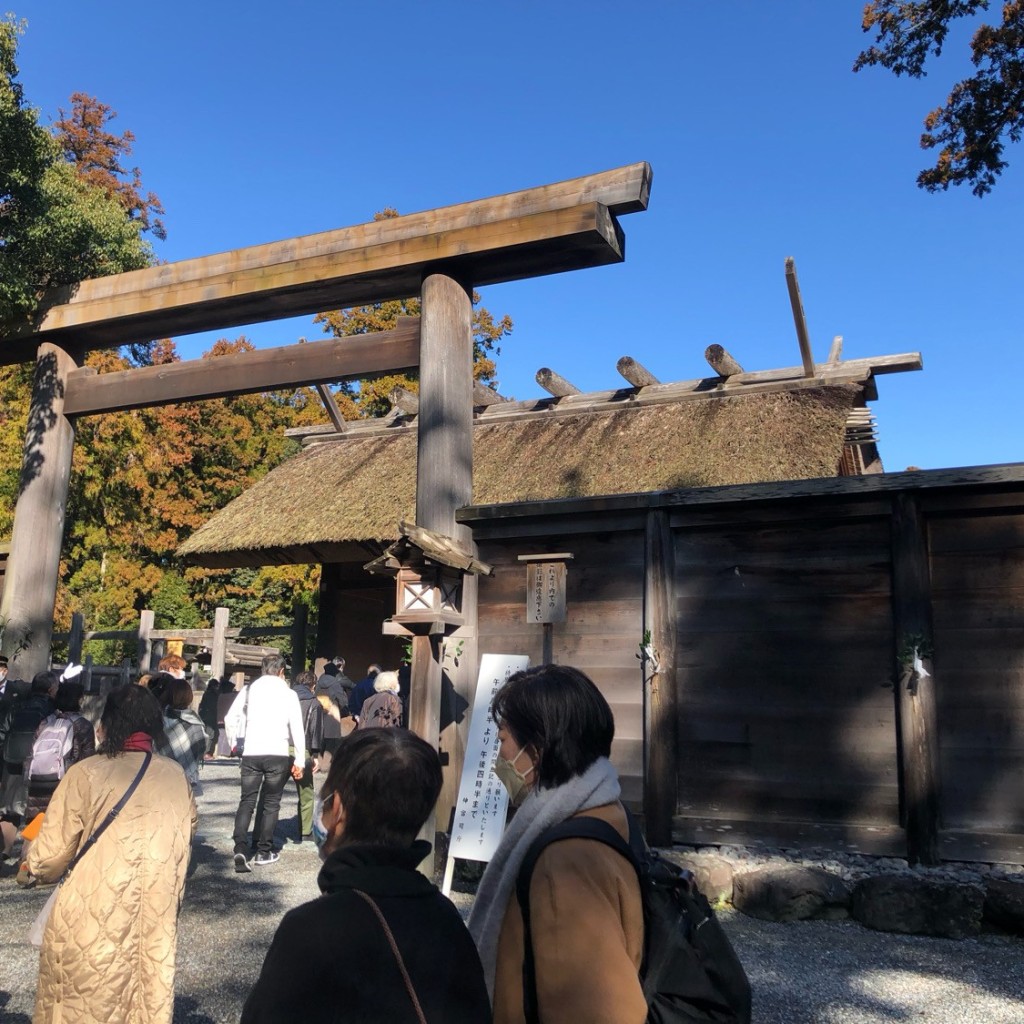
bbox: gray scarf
[467,756,621,999]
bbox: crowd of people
[0,653,646,1024]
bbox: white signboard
[526,561,566,623]
[442,653,530,895]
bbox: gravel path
[1,761,1022,1023]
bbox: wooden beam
[6,160,651,356]
[828,335,844,364]
[0,344,78,679]
[536,368,581,397]
[616,356,660,387]
[784,257,816,377]
[890,492,941,865]
[643,509,678,846]
[704,344,744,378]
[316,385,347,433]
[62,319,421,415]
[473,381,508,406]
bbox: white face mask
[312,793,332,858]
[493,746,535,807]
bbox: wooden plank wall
[475,533,646,804]
[929,509,1024,857]
[670,516,899,840]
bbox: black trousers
[233,755,292,855]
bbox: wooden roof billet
[364,521,494,577]
[4,162,651,360]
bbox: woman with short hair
[28,684,197,1024]
[155,677,209,790]
[241,728,491,1024]
[467,664,646,1024]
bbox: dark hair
[262,653,287,677]
[320,662,338,677]
[322,729,441,847]
[220,678,236,694]
[491,665,615,789]
[170,679,194,711]
[100,684,164,756]
[147,672,177,709]
[55,681,85,713]
[31,670,59,695]
[293,669,316,689]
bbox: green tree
[0,16,152,324]
[854,1,1024,196]
[314,209,513,418]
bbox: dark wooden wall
[463,465,1024,865]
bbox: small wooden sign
[526,561,567,623]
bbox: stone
[668,853,734,904]
[851,874,984,939]
[983,878,1024,936]
[733,865,850,922]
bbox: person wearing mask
[240,729,491,1024]
[467,665,645,1024]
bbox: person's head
[99,684,163,756]
[55,681,84,713]
[261,653,287,678]
[320,661,338,678]
[293,669,316,690]
[169,678,194,711]
[158,653,187,679]
[220,677,237,694]
[31,670,60,697]
[0,655,8,681]
[334,656,346,673]
[373,670,400,694]
[318,729,442,853]
[491,665,615,793]
[147,672,176,709]
[364,664,381,679]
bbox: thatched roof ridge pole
[828,335,844,364]
[784,257,816,378]
[389,386,420,416]
[473,381,508,406]
[617,356,660,387]
[536,367,581,397]
[704,344,744,378]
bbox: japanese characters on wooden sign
[526,561,566,623]
[448,653,530,865]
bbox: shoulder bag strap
[64,751,152,879]
[515,815,642,1024]
[352,889,428,1024]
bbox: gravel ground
[1,761,1022,1023]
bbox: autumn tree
[314,208,513,417]
[53,92,166,240]
[854,1,1024,196]
[0,17,152,324]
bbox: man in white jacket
[226,654,305,872]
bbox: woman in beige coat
[467,665,646,1024]
[27,684,197,1024]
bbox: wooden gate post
[290,601,308,673]
[137,610,154,675]
[68,612,85,665]
[0,344,79,679]
[210,606,230,682]
[411,272,474,867]
[891,491,941,865]
[643,509,679,847]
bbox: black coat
[241,841,492,1024]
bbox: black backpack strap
[515,815,642,1024]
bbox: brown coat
[27,751,197,1024]
[492,802,646,1024]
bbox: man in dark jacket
[240,729,491,1024]
[290,670,323,841]
[0,671,58,858]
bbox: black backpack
[3,703,49,767]
[516,814,752,1024]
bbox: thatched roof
[178,383,860,568]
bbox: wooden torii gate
[0,162,652,834]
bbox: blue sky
[11,1,1022,471]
